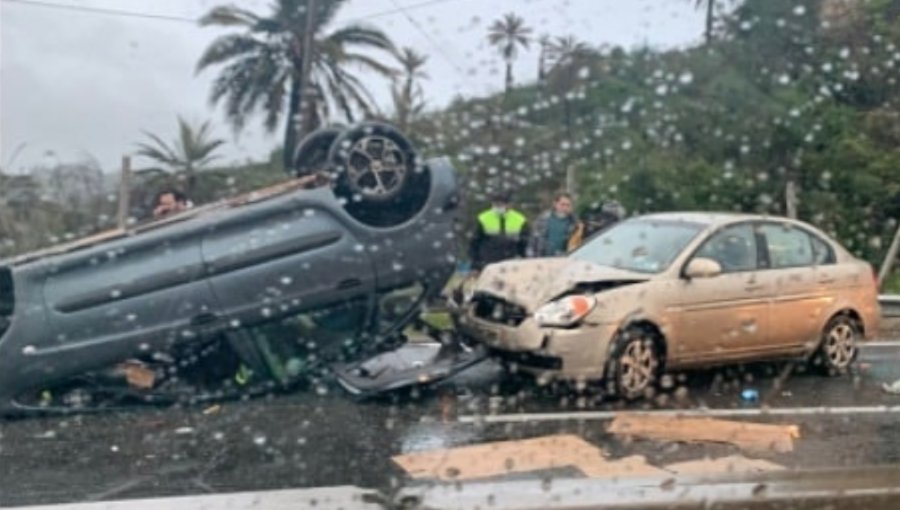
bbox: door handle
[818,276,836,284]
[190,312,220,326]
[337,278,362,290]
[744,284,765,292]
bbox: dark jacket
[529,210,584,257]
[469,208,530,270]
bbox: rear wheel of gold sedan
[606,328,662,400]
[814,315,860,376]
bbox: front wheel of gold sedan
[606,328,662,400]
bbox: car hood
[474,258,650,311]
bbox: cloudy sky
[1,0,706,173]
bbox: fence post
[878,220,900,289]
[117,155,131,230]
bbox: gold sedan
[458,213,880,399]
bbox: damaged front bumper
[457,311,618,381]
[331,341,488,397]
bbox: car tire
[812,314,860,376]
[291,125,346,178]
[327,122,430,227]
[605,327,662,400]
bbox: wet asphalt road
[3,341,900,507]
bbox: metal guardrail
[879,295,900,318]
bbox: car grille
[471,293,528,326]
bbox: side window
[694,224,758,273]
[760,223,815,268]
[810,234,836,265]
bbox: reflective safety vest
[478,209,527,238]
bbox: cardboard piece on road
[392,434,667,481]
[119,362,155,390]
[664,455,786,476]
[608,414,800,454]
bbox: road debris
[607,414,800,453]
[882,379,900,394]
[203,405,222,415]
[664,455,786,476]
[392,434,666,481]
[174,427,195,435]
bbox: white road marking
[457,405,900,424]
[863,340,900,347]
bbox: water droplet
[280,276,293,286]
[793,5,806,16]
[22,345,36,355]
[655,84,669,96]
[778,74,791,85]
[253,435,267,446]
[678,71,693,85]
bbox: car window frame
[757,221,835,270]
[680,220,763,277]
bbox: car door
[200,195,376,331]
[671,223,772,362]
[41,227,219,366]
[758,222,833,352]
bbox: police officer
[468,190,530,272]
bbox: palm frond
[198,5,259,27]
[196,34,266,73]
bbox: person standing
[529,192,584,257]
[582,200,625,238]
[468,190,530,271]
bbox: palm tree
[392,47,429,130]
[695,0,715,44]
[546,36,594,73]
[196,0,397,170]
[537,34,551,84]
[135,117,225,195]
[487,13,533,94]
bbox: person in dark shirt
[529,192,584,257]
[468,190,530,271]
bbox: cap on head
[491,190,513,205]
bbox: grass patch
[883,271,900,294]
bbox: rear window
[760,223,819,269]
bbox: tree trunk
[879,221,900,288]
[282,76,303,172]
[505,60,513,94]
[705,0,714,45]
[538,45,546,85]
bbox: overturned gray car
[0,123,476,416]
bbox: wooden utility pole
[785,180,798,219]
[117,155,131,229]
[297,0,318,140]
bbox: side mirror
[684,257,722,279]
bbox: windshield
[5,0,900,508]
[571,219,703,273]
